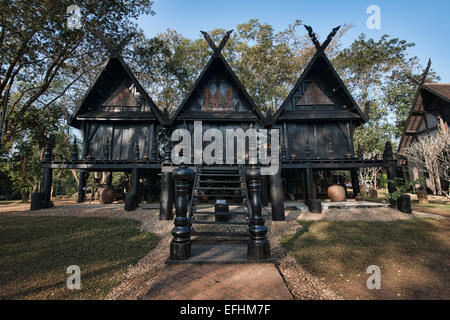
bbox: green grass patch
[0,216,158,300]
[281,219,450,299]
[411,201,450,216]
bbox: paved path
[142,263,293,300]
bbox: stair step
[194,211,247,216]
[199,180,241,184]
[192,231,248,237]
[198,187,242,190]
[195,194,243,198]
[199,173,241,177]
[191,221,248,226]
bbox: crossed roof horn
[200,30,233,56]
[95,30,136,58]
[304,25,341,52]
[404,58,432,87]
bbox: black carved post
[134,141,140,161]
[71,138,78,161]
[170,165,194,260]
[160,129,174,220]
[351,169,361,200]
[103,139,110,160]
[78,171,88,203]
[305,167,313,206]
[41,139,53,208]
[246,164,270,260]
[270,166,285,221]
[383,141,397,207]
[131,168,139,203]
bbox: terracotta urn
[327,185,346,202]
[98,187,115,204]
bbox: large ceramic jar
[327,185,346,202]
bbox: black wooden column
[350,169,361,199]
[305,167,313,205]
[269,166,285,221]
[131,168,139,200]
[383,141,397,207]
[170,165,193,260]
[41,140,53,208]
[160,137,174,220]
[77,171,88,203]
[246,164,271,260]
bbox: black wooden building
[36,26,398,260]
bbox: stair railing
[239,165,253,223]
[187,164,200,228]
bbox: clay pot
[368,187,378,199]
[98,187,115,204]
[417,190,429,204]
[327,185,346,202]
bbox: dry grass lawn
[0,216,158,299]
[281,218,450,299]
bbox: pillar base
[170,240,191,260]
[308,199,322,213]
[30,192,44,210]
[248,239,271,260]
[124,193,137,211]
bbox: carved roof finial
[304,25,341,52]
[304,25,321,51]
[200,30,233,56]
[95,30,136,58]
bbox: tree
[333,34,439,155]
[403,122,449,197]
[0,0,154,153]
[0,0,155,201]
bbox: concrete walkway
[142,263,294,300]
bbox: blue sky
[137,0,450,82]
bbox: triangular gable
[101,83,140,107]
[270,50,366,125]
[269,26,366,126]
[296,82,335,106]
[397,61,434,155]
[169,31,267,125]
[70,56,169,129]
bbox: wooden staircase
[188,165,251,240]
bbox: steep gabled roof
[398,65,450,155]
[69,35,169,129]
[268,26,367,126]
[169,30,267,126]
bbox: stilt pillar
[41,140,53,208]
[269,166,285,221]
[383,141,397,207]
[305,167,313,206]
[160,137,174,220]
[77,171,88,203]
[350,169,361,200]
